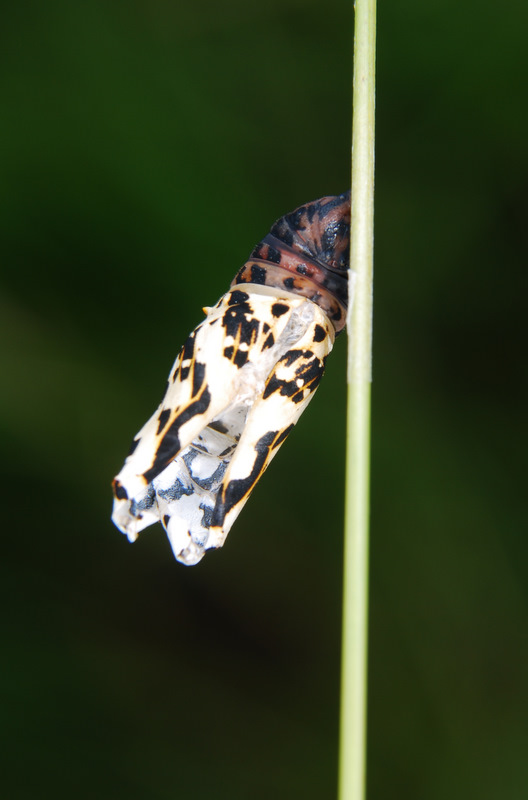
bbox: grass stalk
[338,1,376,800]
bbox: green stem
[338,1,376,800]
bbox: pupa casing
[112,191,350,564]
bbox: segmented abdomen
[233,191,350,332]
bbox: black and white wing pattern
[112,191,350,565]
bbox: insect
[112,191,351,565]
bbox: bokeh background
[2,1,527,798]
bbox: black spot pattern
[130,487,156,515]
[183,333,195,355]
[127,438,140,457]
[192,362,206,396]
[188,460,228,492]
[209,420,229,434]
[250,264,267,284]
[271,303,289,317]
[200,503,214,529]
[234,349,249,368]
[293,355,326,392]
[157,408,171,434]
[313,324,326,342]
[266,246,281,264]
[224,344,249,368]
[263,350,325,404]
[181,450,197,470]
[221,299,260,347]
[158,478,194,501]
[177,333,196,382]
[281,349,305,367]
[113,480,128,501]
[228,290,249,305]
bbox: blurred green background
[2,1,527,798]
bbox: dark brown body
[232,191,351,333]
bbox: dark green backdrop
[2,1,527,798]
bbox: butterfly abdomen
[233,191,350,332]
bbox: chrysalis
[112,191,350,564]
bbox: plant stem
[338,1,376,799]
